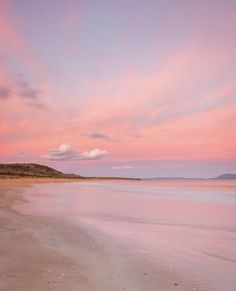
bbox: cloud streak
[16,77,42,100]
[0,86,11,99]
[0,71,48,110]
[41,144,108,161]
[63,0,80,31]
[112,165,134,170]
[86,131,117,142]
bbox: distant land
[0,163,140,180]
[146,174,236,180]
[213,173,236,180]
[0,163,235,180]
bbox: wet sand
[0,178,100,290]
[0,178,230,291]
[0,178,184,291]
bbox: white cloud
[112,165,134,170]
[81,148,108,160]
[41,144,108,161]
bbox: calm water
[15,180,236,290]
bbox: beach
[0,178,121,291]
[0,178,236,291]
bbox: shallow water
[14,180,236,290]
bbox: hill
[214,173,236,180]
[0,163,141,180]
[0,163,83,178]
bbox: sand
[0,177,212,291]
[0,178,116,291]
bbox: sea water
[14,180,236,290]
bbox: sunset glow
[1,0,236,177]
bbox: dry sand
[0,177,201,291]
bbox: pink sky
[0,0,236,177]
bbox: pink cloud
[63,0,80,31]
[0,0,235,168]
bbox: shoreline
[0,178,212,291]
[0,178,124,291]
[0,174,141,181]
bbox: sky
[0,0,236,178]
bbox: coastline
[0,178,213,291]
[0,178,125,291]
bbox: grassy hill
[0,163,141,180]
[0,163,83,178]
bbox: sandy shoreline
[0,178,212,291]
[0,178,127,291]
